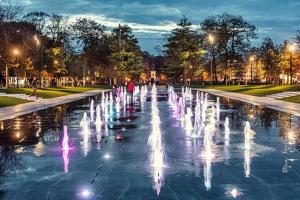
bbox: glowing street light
[208,34,214,44]
[250,56,255,85]
[288,44,296,85]
[34,35,40,46]
[288,44,296,52]
[13,49,19,56]
[208,34,214,85]
[13,48,20,87]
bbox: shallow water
[0,87,300,200]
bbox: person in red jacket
[127,81,135,95]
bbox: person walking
[0,73,3,89]
[127,81,135,95]
[29,76,38,100]
[127,80,135,103]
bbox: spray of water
[148,84,165,196]
[62,125,70,173]
[244,121,252,177]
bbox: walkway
[266,91,300,99]
[198,88,300,116]
[0,89,110,121]
[0,93,43,101]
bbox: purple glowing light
[62,126,70,150]
[62,125,70,173]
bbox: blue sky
[23,0,300,54]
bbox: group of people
[115,78,158,96]
[112,81,135,98]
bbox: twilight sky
[22,0,300,54]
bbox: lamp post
[32,35,40,86]
[208,34,214,85]
[250,56,255,85]
[288,44,295,85]
[13,49,19,88]
[189,64,193,85]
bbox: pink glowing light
[62,125,70,173]
[62,126,69,150]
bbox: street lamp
[208,34,214,85]
[13,48,20,88]
[189,64,193,85]
[34,35,40,46]
[288,44,295,85]
[250,56,255,85]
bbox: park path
[0,92,44,101]
[197,88,300,116]
[266,91,300,99]
[0,89,110,121]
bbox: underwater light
[80,189,91,198]
[231,188,238,198]
[225,187,242,198]
[103,153,111,159]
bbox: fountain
[101,91,105,111]
[203,125,213,190]
[224,117,230,163]
[140,85,147,111]
[104,101,109,122]
[109,92,114,117]
[148,84,165,196]
[80,112,90,156]
[209,106,216,134]
[185,107,193,136]
[244,121,252,150]
[224,117,230,144]
[244,121,253,177]
[90,99,94,122]
[192,102,202,138]
[178,97,185,121]
[80,112,90,135]
[110,92,113,103]
[95,104,102,133]
[62,125,70,173]
[216,97,220,121]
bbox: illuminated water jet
[90,99,94,122]
[62,125,70,173]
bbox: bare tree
[0,0,23,23]
[23,11,49,34]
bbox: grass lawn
[281,95,300,103]
[0,86,110,99]
[0,96,31,108]
[195,85,300,97]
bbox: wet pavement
[0,86,300,199]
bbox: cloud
[22,0,300,54]
[67,13,177,34]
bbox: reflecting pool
[0,86,300,200]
